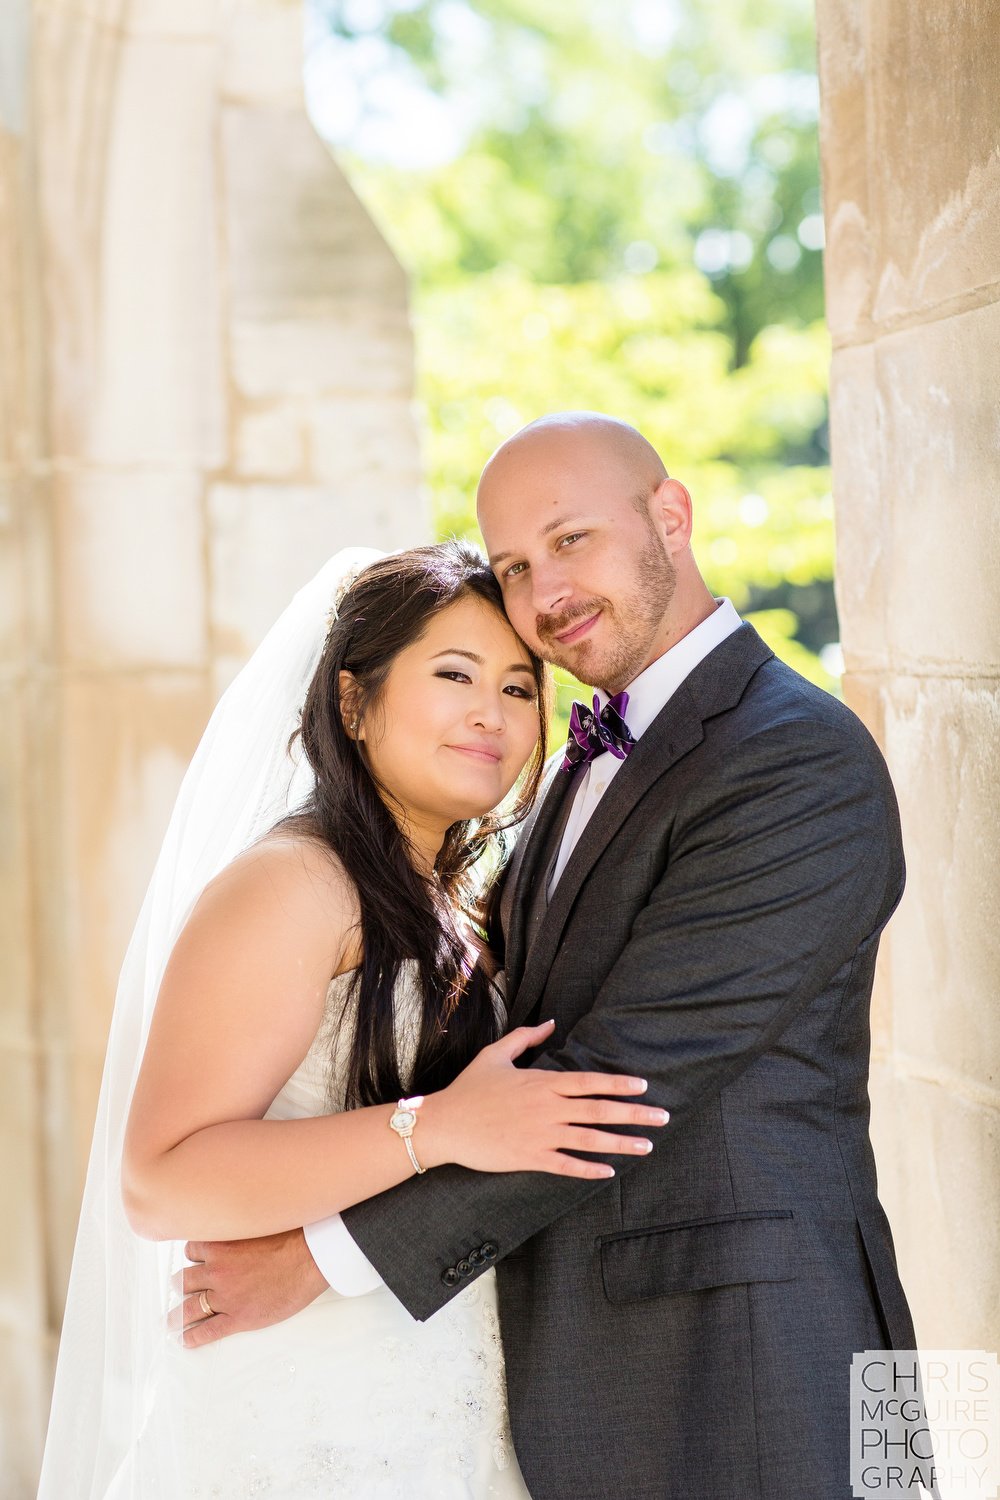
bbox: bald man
[193,414,916,1499]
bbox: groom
[187,413,916,1498]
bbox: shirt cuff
[303,1213,386,1296]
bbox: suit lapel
[507,691,704,1027]
[503,754,578,993]
[507,623,775,1029]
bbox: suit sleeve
[341,715,905,1320]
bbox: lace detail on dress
[181,1275,517,1498]
[302,958,507,1115]
[126,959,530,1500]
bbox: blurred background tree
[305,0,838,727]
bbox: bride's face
[355,594,542,829]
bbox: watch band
[389,1095,427,1175]
[401,1134,425,1176]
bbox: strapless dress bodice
[106,960,529,1499]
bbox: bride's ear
[338,670,364,740]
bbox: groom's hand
[174,1228,328,1348]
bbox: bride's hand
[418,1020,669,1179]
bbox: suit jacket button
[441,1266,460,1287]
[481,1242,498,1261]
[456,1258,473,1277]
[468,1247,485,1267]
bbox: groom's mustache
[536,598,609,646]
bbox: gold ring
[198,1290,215,1319]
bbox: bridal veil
[37,548,383,1499]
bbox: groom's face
[477,431,679,694]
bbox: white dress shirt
[548,596,742,893]
[306,599,744,1296]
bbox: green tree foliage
[311,0,838,708]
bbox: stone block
[207,482,393,684]
[222,105,408,321]
[124,0,222,38]
[868,0,1000,323]
[44,673,212,1069]
[308,394,426,548]
[878,302,1000,674]
[867,943,893,1062]
[869,1066,1000,1351]
[220,0,303,105]
[0,1046,47,1333]
[815,0,872,341]
[0,683,31,1048]
[377,488,432,553]
[882,675,1000,1096]
[53,470,208,669]
[0,126,32,471]
[840,669,886,751]
[309,395,422,487]
[0,0,30,137]
[0,475,25,667]
[30,667,211,1278]
[232,313,415,401]
[31,5,114,463]
[829,342,887,670]
[41,0,222,36]
[866,1057,909,1257]
[0,1327,49,1500]
[28,0,113,19]
[39,1045,106,1295]
[0,1047,49,1493]
[332,474,427,555]
[841,671,893,1055]
[236,404,305,478]
[36,22,227,466]
[0,470,59,731]
[10,474,60,671]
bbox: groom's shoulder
[733,651,886,771]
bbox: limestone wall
[817,0,1000,1352]
[0,1,423,1491]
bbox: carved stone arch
[817,0,1000,1356]
[1,4,423,1489]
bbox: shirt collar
[594,598,743,742]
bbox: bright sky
[303,0,695,168]
[303,0,822,269]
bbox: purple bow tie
[562,691,636,772]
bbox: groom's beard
[536,540,677,695]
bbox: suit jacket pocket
[600,1209,797,1304]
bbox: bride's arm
[122,837,417,1241]
[122,839,660,1243]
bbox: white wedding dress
[106,962,532,1500]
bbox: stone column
[0,1,423,1489]
[817,0,1000,1351]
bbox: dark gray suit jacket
[342,624,916,1499]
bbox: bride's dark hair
[287,540,551,1109]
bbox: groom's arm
[341,712,904,1321]
[300,832,524,1297]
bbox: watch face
[392,1110,416,1131]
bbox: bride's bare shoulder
[249,827,353,887]
[193,829,360,961]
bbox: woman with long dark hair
[39,542,664,1499]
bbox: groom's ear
[338,670,364,740]
[651,476,694,555]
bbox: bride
[39,541,662,1499]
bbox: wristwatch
[389,1095,427,1175]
